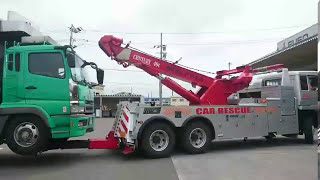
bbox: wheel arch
[137,116,176,139]
[0,115,9,142]
[298,110,318,130]
[182,115,215,140]
[0,108,51,129]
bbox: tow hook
[123,146,135,155]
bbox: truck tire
[181,122,212,154]
[304,114,314,144]
[5,116,50,155]
[264,133,276,140]
[140,122,175,158]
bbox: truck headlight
[70,103,85,114]
[79,106,85,113]
[71,103,79,113]
[69,79,79,101]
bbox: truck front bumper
[51,114,95,138]
[70,114,95,137]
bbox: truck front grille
[85,105,94,113]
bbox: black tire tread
[5,115,50,155]
[140,122,175,158]
[181,122,212,154]
[304,115,314,144]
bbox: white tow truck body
[109,69,317,156]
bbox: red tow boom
[99,35,283,105]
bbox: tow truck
[47,35,317,158]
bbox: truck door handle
[25,86,37,90]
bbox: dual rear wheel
[139,121,212,158]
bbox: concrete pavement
[0,118,317,180]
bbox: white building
[170,96,189,106]
[249,24,317,71]
[92,85,105,96]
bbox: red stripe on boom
[121,121,128,133]
[123,112,129,122]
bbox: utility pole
[69,24,83,47]
[69,24,74,46]
[159,33,163,106]
[153,33,167,106]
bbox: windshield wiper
[72,75,80,84]
[89,82,99,87]
[72,76,86,86]
[79,79,87,86]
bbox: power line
[43,24,311,35]
[69,39,278,75]
[101,68,144,72]
[56,31,281,76]
[155,24,311,34]
[76,38,281,47]
[77,38,276,75]
[105,81,152,85]
[143,40,279,46]
[105,81,191,87]
[78,41,278,47]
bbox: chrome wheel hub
[14,122,39,147]
[149,130,169,152]
[189,128,206,148]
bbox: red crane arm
[99,35,283,105]
[98,35,214,87]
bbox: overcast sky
[0,0,318,97]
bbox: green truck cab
[0,37,104,155]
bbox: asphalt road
[0,118,317,180]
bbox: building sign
[277,24,317,51]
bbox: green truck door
[2,53,24,103]
[24,52,70,115]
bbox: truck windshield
[300,75,318,91]
[67,53,91,84]
[308,75,318,91]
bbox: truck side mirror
[97,68,104,85]
[67,53,75,68]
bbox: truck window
[15,53,20,72]
[8,54,13,71]
[264,78,281,86]
[307,75,318,91]
[239,91,261,98]
[300,76,308,90]
[29,53,65,79]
